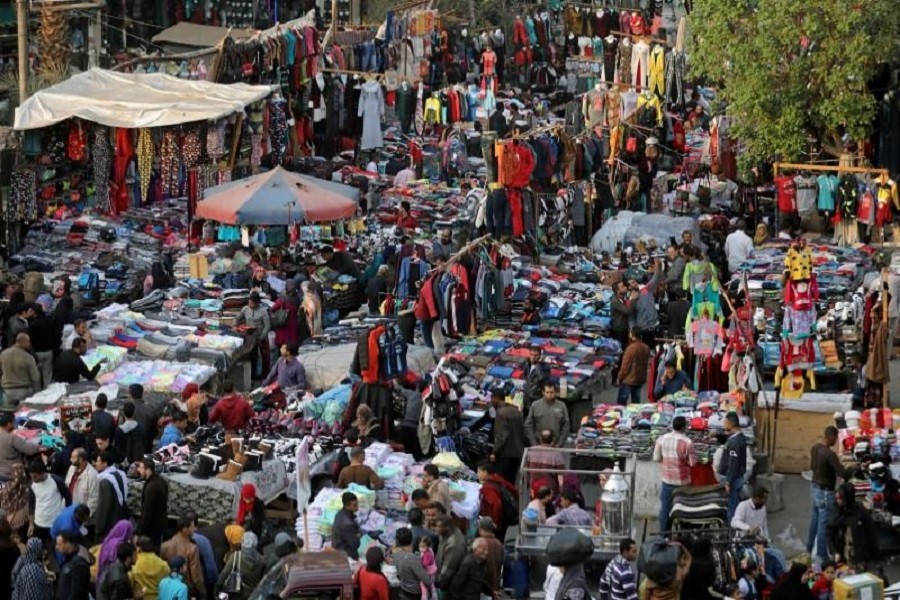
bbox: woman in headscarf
[216,527,264,600]
[301,281,323,338]
[270,281,301,348]
[753,223,769,246]
[0,463,31,538]
[236,483,265,539]
[11,537,49,600]
[353,546,390,600]
[97,519,134,579]
[770,562,814,600]
[354,404,384,445]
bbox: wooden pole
[228,112,245,170]
[303,509,310,551]
[773,161,889,177]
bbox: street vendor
[320,245,361,279]
[52,337,106,384]
[234,292,271,380]
[263,343,307,406]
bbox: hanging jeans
[486,189,510,237]
[481,131,498,183]
[420,318,437,348]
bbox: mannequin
[482,43,497,78]
[602,34,618,83]
[584,82,607,130]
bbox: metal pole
[16,0,27,103]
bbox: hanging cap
[646,137,659,146]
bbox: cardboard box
[833,573,883,600]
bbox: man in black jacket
[98,542,137,600]
[449,538,489,600]
[55,529,91,600]
[114,402,147,465]
[94,450,128,540]
[137,457,168,548]
[610,281,636,348]
[127,384,160,453]
[28,304,59,389]
[52,337,105,384]
[489,388,525,485]
[717,411,747,523]
[524,346,551,414]
[331,492,361,559]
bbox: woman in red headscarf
[236,483,265,539]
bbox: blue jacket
[158,573,189,600]
[654,370,693,399]
[50,504,84,542]
[193,533,219,586]
[158,424,184,447]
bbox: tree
[689,0,900,167]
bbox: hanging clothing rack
[772,162,889,177]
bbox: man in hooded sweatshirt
[209,382,254,432]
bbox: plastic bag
[638,537,679,586]
[546,528,594,566]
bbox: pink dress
[421,548,437,600]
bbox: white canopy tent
[14,68,272,130]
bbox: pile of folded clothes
[97,359,216,393]
[576,391,752,462]
[438,330,619,405]
[668,484,728,528]
[377,182,473,233]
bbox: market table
[128,458,289,523]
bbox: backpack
[487,479,519,526]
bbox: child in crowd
[811,560,836,600]
[420,537,437,600]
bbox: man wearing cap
[235,292,271,380]
[158,555,189,600]
[0,409,39,480]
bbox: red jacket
[480,474,517,529]
[353,566,390,600]
[209,394,254,431]
[507,143,535,188]
[414,272,440,320]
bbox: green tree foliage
[690,0,900,165]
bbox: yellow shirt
[130,551,171,600]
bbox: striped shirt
[598,555,638,600]
[653,431,697,486]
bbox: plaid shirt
[653,431,697,485]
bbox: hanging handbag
[270,307,289,329]
[220,550,243,595]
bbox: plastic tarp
[298,343,436,391]
[758,391,852,413]
[195,166,359,224]
[590,211,703,253]
[14,68,272,130]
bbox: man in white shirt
[394,165,416,188]
[27,459,69,542]
[731,486,769,539]
[65,448,99,517]
[64,319,94,350]
[724,220,754,276]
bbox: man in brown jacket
[160,516,207,599]
[617,328,650,406]
[489,388,526,485]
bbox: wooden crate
[754,407,837,474]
